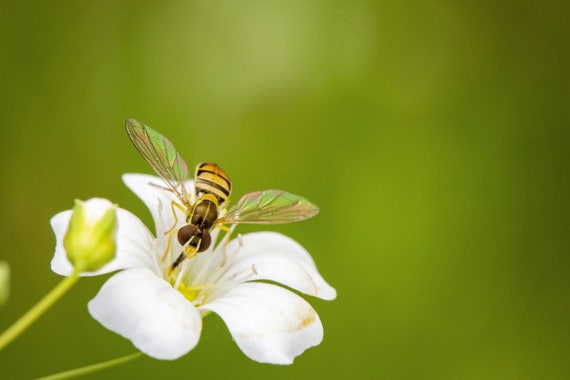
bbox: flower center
[165,230,254,307]
[168,258,220,307]
[176,282,201,304]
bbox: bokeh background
[1,1,568,379]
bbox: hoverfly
[125,118,319,273]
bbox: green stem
[0,268,82,351]
[37,352,143,380]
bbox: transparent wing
[219,190,319,224]
[125,118,190,206]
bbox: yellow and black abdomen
[194,162,232,206]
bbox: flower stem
[0,268,82,351]
[37,352,143,380]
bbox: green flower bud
[64,198,117,272]
[0,261,9,307]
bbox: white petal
[122,173,192,237]
[213,232,336,300]
[51,208,156,276]
[88,267,202,360]
[80,198,116,224]
[200,282,324,365]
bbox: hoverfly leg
[162,200,190,263]
[162,229,177,261]
[148,181,174,193]
[164,200,187,235]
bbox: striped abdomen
[194,162,232,206]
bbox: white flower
[51,174,336,364]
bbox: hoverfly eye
[178,224,198,245]
[198,229,211,252]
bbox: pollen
[176,282,198,303]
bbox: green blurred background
[1,1,568,379]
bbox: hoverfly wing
[125,118,190,205]
[219,190,319,224]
